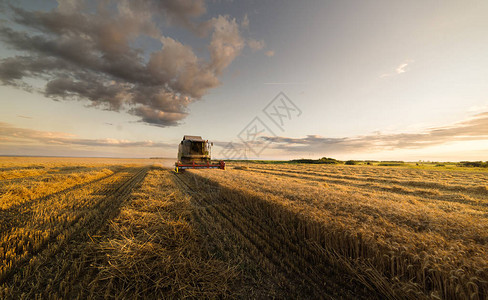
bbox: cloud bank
[2,112,487,158]
[261,112,488,154]
[0,122,171,148]
[0,0,246,126]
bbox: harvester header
[174,135,225,173]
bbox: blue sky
[1,0,487,160]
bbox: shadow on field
[179,171,383,299]
[175,167,488,300]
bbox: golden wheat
[188,163,488,299]
[1,157,487,299]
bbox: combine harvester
[174,135,225,173]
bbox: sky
[0,0,487,161]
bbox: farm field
[1,157,488,299]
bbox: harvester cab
[174,135,225,173]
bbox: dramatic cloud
[0,0,246,126]
[0,122,171,148]
[261,112,488,154]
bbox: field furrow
[0,167,148,292]
[247,165,488,199]
[193,167,488,299]
[0,166,123,210]
[1,157,487,299]
[0,165,113,187]
[245,167,488,212]
[255,164,488,186]
[85,168,238,299]
[0,167,126,232]
[193,192,299,297]
[174,172,374,299]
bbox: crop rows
[2,157,487,298]
[191,163,488,299]
[0,166,121,210]
[87,168,237,299]
[0,165,148,298]
[0,161,240,299]
[173,171,373,298]
[245,166,488,214]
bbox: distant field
[1,157,487,299]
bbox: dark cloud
[0,122,172,148]
[261,112,488,154]
[118,0,210,35]
[157,0,207,23]
[155,0,211,35]
[0,0,244,126]
[0,55,72,85]
[130,105,187,127]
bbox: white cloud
[380,59,413,78]
[396,62,409,74]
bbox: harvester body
[175,135,225,172]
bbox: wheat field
[1,157,487,299]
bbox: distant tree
[319,157,340,164]
[459,161,488,168]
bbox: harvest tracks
[189,164,488,299]
[2,158,487,299]
[172,172,372,299]
[0,166,148,298]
